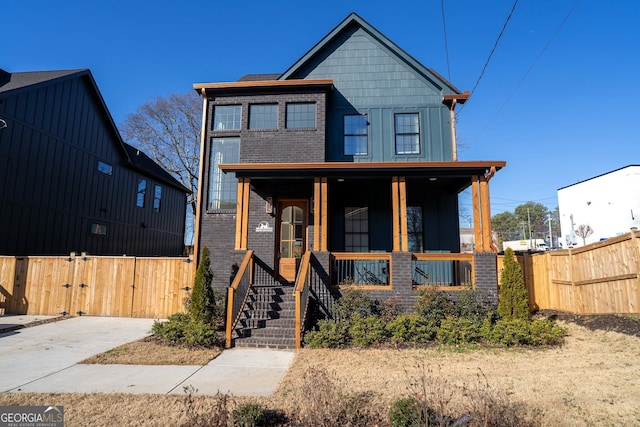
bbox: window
[97,160,113,175]
[395,113,420,154]
[153,185,162,212]
[345,207,369,252]
[208,137,240,210]
[407,206,423,252]
[344,114,368,155]
[91,223,108,236]
[213,105,241,130]
[249,104,277,129]
[286,103,315,129]
[136,178,147,207]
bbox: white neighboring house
[558,165,640,247]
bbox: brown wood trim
[314,178,320,251]
[391,177,400,251]
[321,178,328,251]
[415,286,471,292]
[412,253,474,261]
[225,287,234,348]
[399,176,408,251]
[219,160,506,172]
[551,279,574,285]
[234,179,244,249]
[240,178,250,249]
[332,252,392,261]
[471,177,482,252]
[480,176,493,252]
[194,79,334,90]
[575,273,639,286]
[229,250,254,291]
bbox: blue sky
[4,0,639,216]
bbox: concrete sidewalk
[0,315,294,396]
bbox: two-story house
[0,68,188,256]
[193,13,505,348]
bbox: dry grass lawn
[2,322,640,426]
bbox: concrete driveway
[0,315,294,396]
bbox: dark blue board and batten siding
[288,26,454,163]
[0,71,186,256]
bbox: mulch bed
[538,310,640,338]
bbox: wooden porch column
[392,176,408,251]
[471,176,483,252]
[314,177,328,251]
[234,177,251,250]
[479,175,493,252]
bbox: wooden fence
[498,229,640,314]
[0,254,194,318]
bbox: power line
[467,0,582,144]
[457,0,520,116]
[440,0,451,81]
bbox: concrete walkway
[0,315,294,396]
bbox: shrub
[498,248,529,320]
[373,297,402,324]
[152,313,190,345]
[190,246,216,325]
[334,287,374,323]
[349,314,386,347]
[388,396,425,427]
[232,402,266,427]
[483,318,533,346]
[436,315,483,344]
[414,286,455,327]
[454,287,491,322]
[304,319,349,348]
[528,318,567,345]
[385,313,437,345]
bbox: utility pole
[548,213,553,248]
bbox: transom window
[213,105,241,131]
[395,113,420,154]
[344,114,368,155]
[286,103,315,129]
[249,104,278,129]
[345,207,369,252]
[153,185,162,212]
[136,178,147,208]
[208,137,240,210]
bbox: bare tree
[575,224,593,246]
[121,92,202,244]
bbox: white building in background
[557,165,640,247]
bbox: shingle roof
[0,68,87,94]
[237,73,281,82]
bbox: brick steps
[234,284,297,349]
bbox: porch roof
[219,160,505,183]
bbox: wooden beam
[480,176,493,252]
[471,176,482,252]
[399,176,408,251]
[314,178,320,251]
[234,179,244,250]
[240,178,250,249]
[321,177,328,251]
[392,177,400,251]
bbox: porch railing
[225,250,254,348]
[412,252,474,289]
[293,251,312,349]
[331,252,391,287]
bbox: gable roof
[0,68,188,193]
[279,12,463,94]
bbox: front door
[277,200,307,282]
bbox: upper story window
[153,185,162,212]
[286,103,315,129]
[97,160,113,176]
[208,137,240,210]
[136,178,147,208]
[344,114,368,155]
[91,223,108,236]
[213,105,241,131]
[394,113,420,154]
[249,104,278,129]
